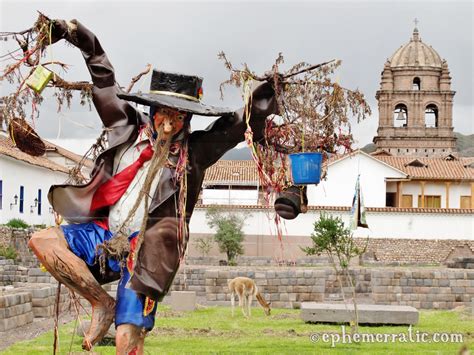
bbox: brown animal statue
[228,277,271,318]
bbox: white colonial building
[0,134,92,226]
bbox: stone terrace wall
[357,238,474,265]
[185,256,330,267]
[171,266,474,310]
[0,226,38,267]
[0,258,28,286]
[371,269,474,309]
[0,284,68,331]
[187,237,474,266]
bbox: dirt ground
[0,312,76,351]
[0,295,209,351]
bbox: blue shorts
[61,222,158,330]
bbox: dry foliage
[1,13,150,184]
[219,52,371,155]
[1,13,93,126]
[218,52,372,242]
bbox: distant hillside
[361,132,474,157]
[222,133,473,159]
[361,143,377,154]
[455,132,474,156]
[221,146,252,160]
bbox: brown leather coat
[47,21,278,300]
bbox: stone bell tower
[373,27,457,157]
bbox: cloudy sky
[1,0,472,153]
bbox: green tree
[205,206,246,265]
[302,213,367,332]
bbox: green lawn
[1,306,473,354]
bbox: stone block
[265,286,278,293]
[205,279,216,286]
[420,302,433,309]
[423,279,433,286]
[206,294,217,301]
[297,278,307,285]
[205,270,218,279]
[268,278,280,286]
[301,303,419,325]
[218,270,229,279]
[275,270,289,278]
[270,293,279,301]
[299,293,311,302]
[295,270,305,278]
[205,286,219,293]
[33,305,55,318]
[32,296,55,307]
[0,302,32,318]
[311,285,325,293]
[294,286,310,293]
[0,311,34,331]
[451,287,465,294]
[28,268,46,277]
[170,291,196,312]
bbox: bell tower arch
[373,27,456,157]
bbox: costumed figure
[28,19,306,354]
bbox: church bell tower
[373,27,457,157]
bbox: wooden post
[420,181,425,208]
[471,182,474,209]
[397,181,403,207]
[445,182,451,209]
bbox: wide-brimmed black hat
[118,69,233,116]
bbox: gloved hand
[49,19,77,44]
[249,81,280,119]
[274,186,308,220]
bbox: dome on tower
[389,28,443,68]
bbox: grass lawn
[1,305,473,354]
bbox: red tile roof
[203,151,474,184]
[373,155,474,180]
[0,135,69,173]
[43,139,94,168]
[204,160,259,185]
[195,204,473,214]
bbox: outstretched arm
[50,20,140,128]
[189,81,278,169]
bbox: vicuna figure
[228,277,271,317]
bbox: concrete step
[301,302,419,325]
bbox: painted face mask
[151,107,186,139]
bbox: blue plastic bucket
[289,152,323,185]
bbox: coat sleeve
[62,20,141,129]
[189,82,278,169]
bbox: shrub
[6,218,29,229]
[205,206,247,264]
[195,236,214,257]
[302,213,367,332]
[0,245,18,260]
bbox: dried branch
[50,74,92,91]
[218,51,372,200]
[125,63,151,93]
